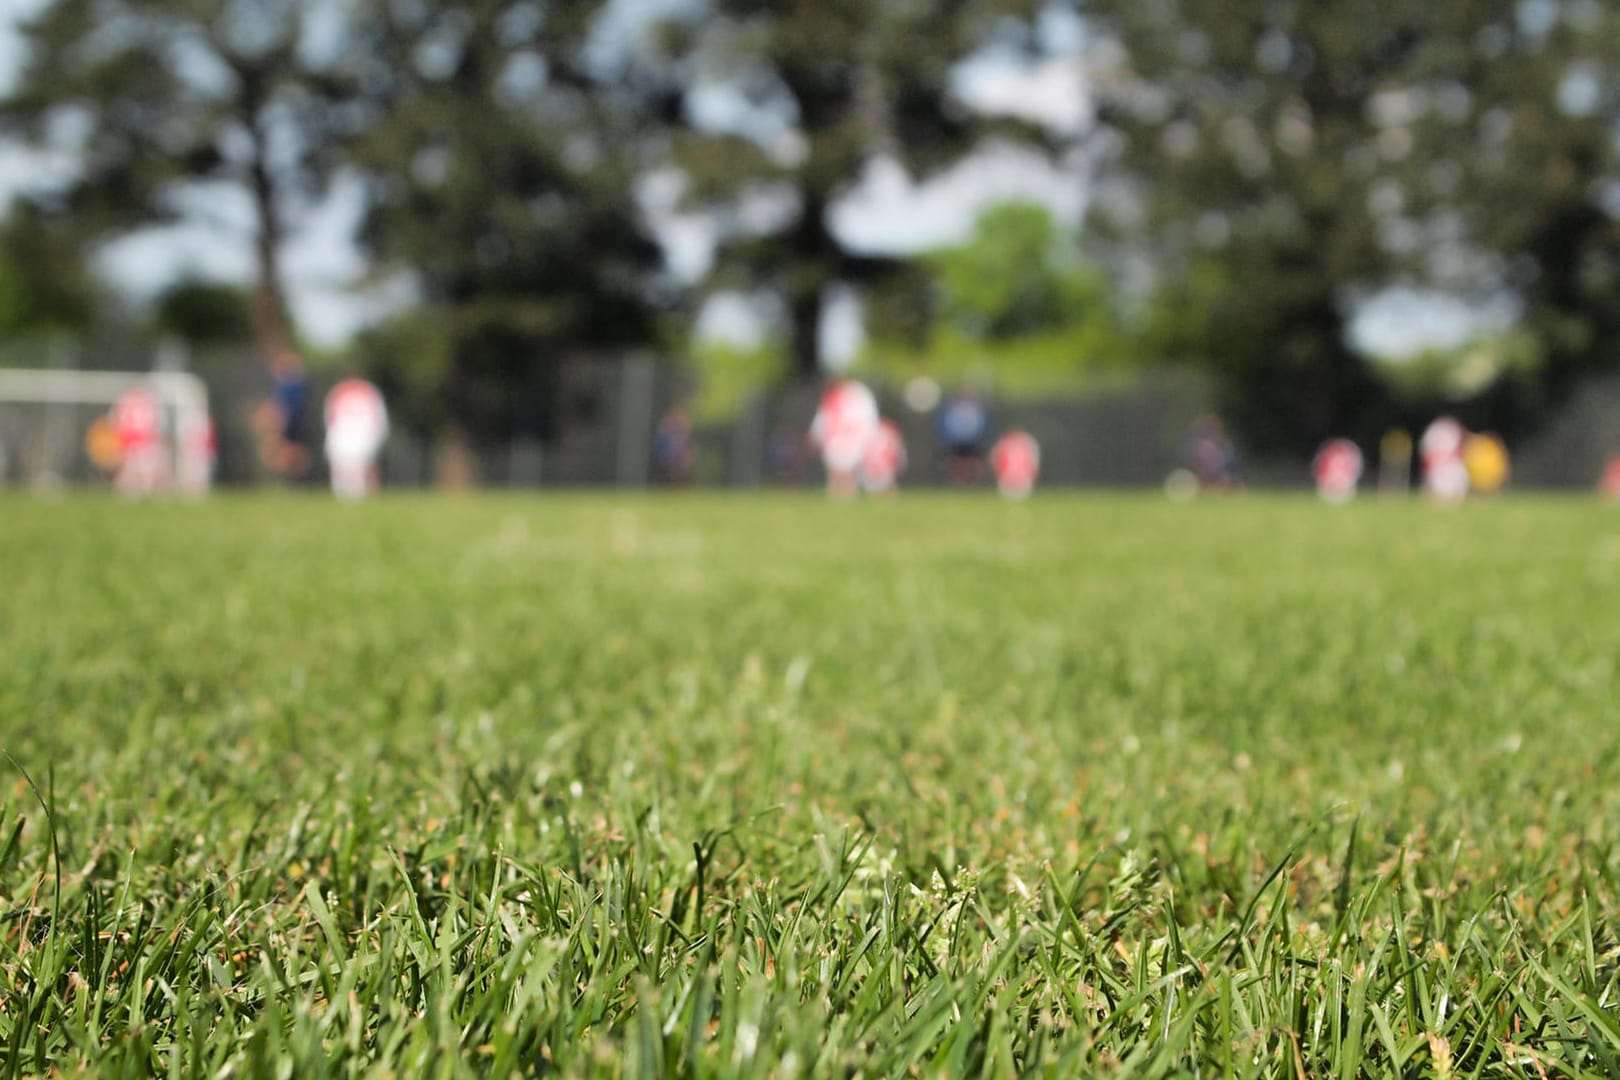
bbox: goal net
[0,368,213,493]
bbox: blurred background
[1,0,1619,490]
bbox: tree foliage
[1087,0,1620,451]
[1084,0,1450,450]
[345,0,673,442]
[1,0,359,365]
[1432,0,1620,431]
[658,0,1049,378]
[931,202,1110,342]
[0,206,97,339]
[862,201,1131,393]
[151,279,254,347]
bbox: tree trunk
[788,286,822,379]
[247,124,296,366]
[786,189,831,379]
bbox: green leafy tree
[0,206,97,339]
[1088,0,1620,451]
[1374,329,1542,405]
[932,202,1111,342]
[1083,0,1461,451]
[151,280,254,347]
[1,0,356,365]
[1426,1,1620,433]
[864,201,1130,392]
[345,0,672,444]
[659,0,1048,379]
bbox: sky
[0,0,1474,362]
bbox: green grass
[3,493,1620,1076]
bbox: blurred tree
[1432,1,1620,430]
[0,206,97,338]
[350,310,452,441]
[1373,329,1542,407]
[657,0,1049,379]
[931,201,1111,342]
[1084,0,1454,452]
[686,340,787,423]
[345,0,674,445]
[1088,0,1620,453]
[863,200,1132,392]
[1,0,356,366]
[151,280,254,347]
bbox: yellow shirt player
[1463,433,1510,495]
[85,415,123,475]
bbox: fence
[3,339,1619,491]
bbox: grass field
[3,493,1620,1076]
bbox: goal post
[0,368,213,492]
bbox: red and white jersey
[1313,439,1363,503]
[1421,417,1464,464]
[1421,417,1467,500]
[111,388,163,452]
[324,378,388,461]
[810,379,879,472]
[992,431,1041,498]
[858,419,907,491]
[1600,456,1620,499]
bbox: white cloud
[955,54,1092,135]
[1350,288,1517,360]
[831,143,1083,255]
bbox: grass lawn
[3,493,1619,1076]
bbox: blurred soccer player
[1313,439,1363,503]
[324,378,389,501]
[84,415,123,479]
[110,387,169,497]
[1463,432,1509,495]
[809,377,878,499]
[654,407,695,485]
[858,418,907,495]
[253,349,312,480]
[1420,417,1469,502]
[991,430,1041,500]
[1601,455,1620,499]
[936,387,988,487]
[1184,415,1239,492]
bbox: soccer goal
[0,368,213,492]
